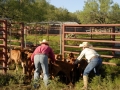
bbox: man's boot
[81,75,88,90]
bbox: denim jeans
[34,54,49,87]
[83,56,102,76]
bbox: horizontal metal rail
[7,45,21,47]
[7,40,21,42]
[64,51,120,60]
[64,38,120,44]
[64,45,120,51]
[64,32,120,35]
[64,24,120,27]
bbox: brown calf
[7,49,29,74]
[49,60,76,85]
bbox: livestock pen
[0,20,120,90]
[0,19,25,74]
[62,24,120,66]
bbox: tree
[108,3,120,23]
[0,0,79,23]
[76,0,118,24]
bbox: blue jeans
[83,56,102,76]
[34,54,49,87]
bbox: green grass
[25,34,61,54]
[0,57,120,90]
[0,70,120,90]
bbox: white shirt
[77,48,99,63]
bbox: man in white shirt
[75,42,102,90]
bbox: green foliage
[75,75,120,90]
[0,0,120,24]
[89,75,120,90]
[0,74,120,90]
[0,74,67,90]
[0,72,25,86]
[0,74,10,86]
[109,58,120,64]
[76,0,120,24]
[109,3,120,23]
[0,0,78,22]
[101,58,120,78]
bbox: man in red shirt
[31,39,55,88]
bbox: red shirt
[31,44,55,62]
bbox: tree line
[0,0,120,24]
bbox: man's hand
[52,61,55,64]
[32,62,34,65]
[74,59,80,64]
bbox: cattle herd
[0,48,88,85]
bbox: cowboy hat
[39,39,49,44]
[79,42,92,48]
